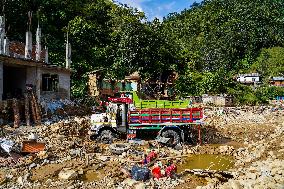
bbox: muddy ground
[0,106,283,189]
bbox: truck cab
[89,95,132,143]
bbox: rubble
[0,105,282,188]
[58,168,78,180]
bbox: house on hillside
[88,71,140,98]
[202,94,234,107]
[88,71,177,100]
[0,16,71,101]
[270,76,284,87]
[236,73,260,84]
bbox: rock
[175,143,183,150]
[0,176,6,185]
[57,135,65,140]
[123,178,138,187]
[29,163,37,170]
[28,133,38,140]
[219,145,234,155]
[121,152,127,158]
[17,176,23,185]
[37,151,48,159]
[229,180,242,189]
[97,156,109,162]
[45,179,52,184]
[58,169,78,180]
[70,149,81,156]
[247,172,257,180]
[187,149,193,154]
[78,169,84,175]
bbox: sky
[115,0,203,20]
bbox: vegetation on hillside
[1,0,284,104]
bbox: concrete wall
[0,62,3,100]
[38,68,70,100]
[202,95,234,106]
[26,67,39,97]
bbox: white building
[236,73,260,84]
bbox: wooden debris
[30,94,37,125]
[12,98,20,128]
[24,93,31,126]
[31,92,41,125]
[182,168,233,178]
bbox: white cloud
[115,0,149,12]
[115,0,200,21]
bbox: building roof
[237,73,260,77]
[271,77,284,81]
[0,54,70,73]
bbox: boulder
[135,182,146,189]
[123,178,138,186]
[58,169,78,180]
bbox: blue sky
[115,0,203,20]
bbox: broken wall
[38,68,70,100]
[88,73,99,97]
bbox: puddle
[178,154,234,172]
[31,164,64,181]
[82,169,104,182]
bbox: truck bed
[129,108,203,126]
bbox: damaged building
[0,16,71,101]
[88,71,177,100]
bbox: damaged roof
[0,53,70,73]
[9,41,47,62]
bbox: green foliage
[2,0,284,103]
[250,47,284,79]
[162,0,284,99]
[227,84,284,105]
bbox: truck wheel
[109,143,130,155]
[99,130,116,144]
[161,130,181,147]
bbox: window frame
[42,73,59,92]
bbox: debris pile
[0,106,282,188]
[198,113,284,189]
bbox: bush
[230,84,284,105]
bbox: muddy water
[178,154,234,172]
[82,170,101,182]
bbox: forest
[1,0,284,104]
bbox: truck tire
[161,130,181,147]
[109,143,130,155]
[99,129,116,144]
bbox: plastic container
[152,167,162,179]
